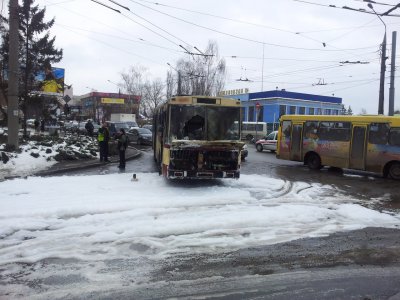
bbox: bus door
[349,125,367,170]
[290,123,303,161]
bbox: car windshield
[114,123,130,130]
[137,128,152,134]
[126,122,138,127]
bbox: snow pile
[0,135,99,179]
[0,173,398,265]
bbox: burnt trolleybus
[153,96,245,179]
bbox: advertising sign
[33,67,65,96]
[101,98,125,104]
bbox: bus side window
[369,123,389,145]
[389,128,400,146]
[335,122,351,141]
[281,121,291,138]
[304,121,318,139]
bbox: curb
[36,148,142,176]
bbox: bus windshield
[170,105,240,141]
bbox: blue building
[230,90,343,129]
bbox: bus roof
[280,114,400,125]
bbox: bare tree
[169,40,226,96]
[142,78,165,118]
[119,64,148,115]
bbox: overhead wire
[54,23,183,54]
[126,0,380,52]
[292,0,400,17]
[121,8,192,47]
[56,22,166,66]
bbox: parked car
[92,123,101,136]
[26,119,36,128]
[65,121,79,132]
[125,121,139,129]
[255,131,278,152]
[106,121,131,137]
[142,124,153,132]
[76,123,87,135]
[126,127,153,145]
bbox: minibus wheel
[307,153,322,170]
[388,162,400,180]
[256,144,263,152]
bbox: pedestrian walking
[34,119,40,133]
[40,119,45,133]
[98,122,110,162]
[116,128,128,169]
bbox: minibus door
[349,125,367,170]
[290,124,303,161]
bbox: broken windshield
[169,105,240,141]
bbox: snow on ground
[0,173,399,266]
[0,142,58,179]
[0,135,98,180]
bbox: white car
[255,131,278,152]
[26,119,36,128]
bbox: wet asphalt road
[2,144,400,299]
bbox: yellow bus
[277,115,400,179]
[153,96,245,179]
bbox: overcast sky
[3,0,400,114]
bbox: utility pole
[378,32,387,115]
[389,31,397,116]
[368,3,387,115]
[7,0,20,148]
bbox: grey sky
[4,0,400,114]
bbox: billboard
[33,67,65,96]
[101,98,125,104]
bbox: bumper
[167,169,240,179]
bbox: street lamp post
[368,3,387,115]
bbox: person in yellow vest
[98,122,110,162]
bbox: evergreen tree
[340,104,347,115]
[0,0,63,130]
[347,106,353,115]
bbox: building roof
[248,90,342,104]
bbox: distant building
[229,90,343,132]
[79,92,140,122]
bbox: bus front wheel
[388,162,400,180]
[307,153,322,170]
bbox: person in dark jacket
[116,128,128,169]
[85,120,94,137]
[98,122,110,162]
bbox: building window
[325,109,331,115]
[279,105,286,117]
[241,108,246,121]
[309,107,314,115]
[316,108,321,115]
[257,105,263,122]
[289,106,296,114]
[299,107,305,115]
[248,106,255,122]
